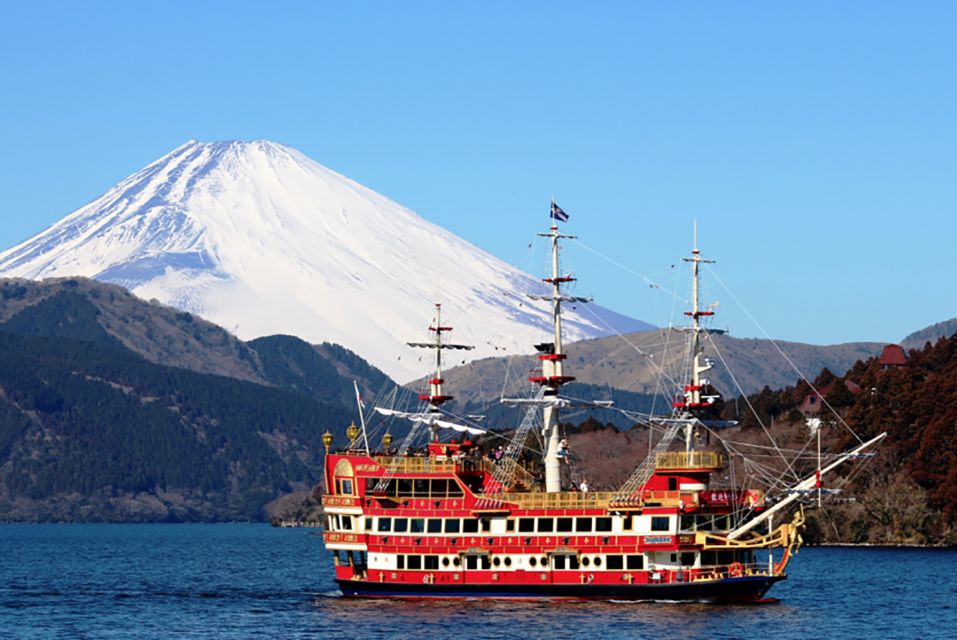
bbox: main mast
[526,203,588,492]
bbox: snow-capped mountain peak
[0,140,651,381]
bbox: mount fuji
[0,140,651,382]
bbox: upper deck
[323,448,760,515]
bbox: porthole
[442,557,450,567]
[594,557,602,567]
[452,557,461,567]
[541,556,548,566]
[493,557,501,567]
[530,557,538,567]
[582,557,590,567]
[504,557,512,567]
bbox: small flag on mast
[550,200,570,222]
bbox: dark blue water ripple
[1,524,954,639]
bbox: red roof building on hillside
[798,379,862,415]
[879,344,908,369]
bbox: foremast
[407,303,474,439]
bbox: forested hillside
[714,334,957,544]
[0,278,395,522]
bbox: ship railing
[481,491,618,509]
[655,450,725,469]
[689,562,770,581]
[369,456,539,480]
[371,456,461,474]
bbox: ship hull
[336,574,784,602]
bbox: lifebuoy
[729,562,744,577]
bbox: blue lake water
[1,524,955,639]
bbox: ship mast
[407,303,474,440]
[526,205,593,492]
[673,221,717,450]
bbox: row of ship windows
[357,516,671,534]
[335,550,752,570]
[391,554,648,571]
[326,515,738,535]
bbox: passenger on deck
[557,438,569,463]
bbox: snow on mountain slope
[0,140,651,382]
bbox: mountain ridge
[0,140,650,382]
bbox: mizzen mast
[673,222,718,450]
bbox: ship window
[407,555,422,570]
[340,516,353,530]
[593,557,602,567]
[480,519,491,533]
[606,555,624,570]
[397,555,405,570]
[453,557,461,567]
[581,557,590,567]
[670,553,678,563]
[445,519,460,534]
[338,479,354,495]
[553,555,566,570]
[394,518,409,533]
[537,518,554,533]
[413,479,428,496]
[442,557,450,567]
[701,551,717,566]
[411,519,425,533]
[667,477,677,491]
[427,519,442,534]
[378,518,392,532]
[505,519,515,533]
[680,515,696,532]
[518,518,535,533]
[714,515,729,530]
[397,479,414,496]
[530,557,538,568]
[430,479,448,497]
[424,555,439,570]
[575,518,592,532]
[596,517,612,532]
[681,552,695,567]
[463,519,479,533]
[504,557,512,567]
[568,555,580,570]
[364,517,372,531]
[626,555,643,570]
[651,516,670,532]
[556,518,573,533]
[622,515,633,531]
[450,482,464,497]
[492,557,501,567]
[465,556,478,570]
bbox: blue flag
[550,201,569,222]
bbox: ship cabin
[320,430,774,591]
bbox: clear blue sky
[1,1,954,345]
